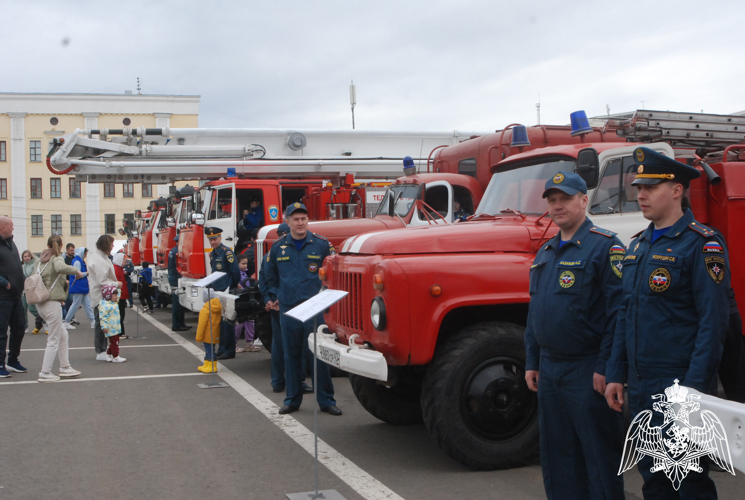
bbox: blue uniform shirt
[209,243,240,291]
[606,209,730,392]
[167,246,181,287]
[243,206,264,232]
[263,232,331,307]
[525,218,625,375]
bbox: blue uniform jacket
[167,246,181,287]
[243,206,264,232]
[525,218,625,375]
[139,268,153,285]
[209,243,240,291]
[263,232,331,307]
[606,209,730,392]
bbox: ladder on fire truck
[46,127,483,183]
[608,109,745,154]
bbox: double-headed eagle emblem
[619,379,735,490]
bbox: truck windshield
[477,158,578,215]
[374,185,419,217]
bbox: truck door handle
[225,237,233,241]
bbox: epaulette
[688,221,716,238]
[275,233,289,243]
[313,232,328,241]
[590,226,617,238]
[631,230,644,239]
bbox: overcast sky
[2,0,743,132]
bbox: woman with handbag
[34,235,85,382]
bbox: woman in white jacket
[87,235,121,361]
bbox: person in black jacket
[0,216,29,377]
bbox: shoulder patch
[689,221,715,237]
[313,232,328,241]
[703,240,724,254]
[590,226,617,238]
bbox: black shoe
[172,326,191,332]
[70,320,80,326]
[303,385,314,394]
[278,405,300,415]
[321,405,342,416]
[272,386,286,393]
[216,353,235,360]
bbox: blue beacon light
[403,156,416,176]
[569,110,593,137]
[226,168,237,178]
[510,125,531,147]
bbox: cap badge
[635,148,645,163]
[294,203,301,208]
[638,165,644,174]
[552,173,565,184]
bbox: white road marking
[0,372,204,385]
[21,344,181,352]
[138,308,405,500]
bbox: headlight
[191,286,198,297]
[370,297,386,331]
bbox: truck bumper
[178,278,205,312]
[307,325,388,381]
[155,270,171,295]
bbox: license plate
[319,345,340,368]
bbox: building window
[50,178,61,198]
[123,117,131,126]
[123,183,134,197]
[32,215,43,236]
[0,179,6,199]
[69,178,81,198]
[31,178,42,198]
[70,214,82,235]
[50,117,59,126]
[0,141,6,161]
[105,214,115,234]
[104,183,116,198]
[142,184,152,197]
[51,214,62,235]
[30,140,41,162]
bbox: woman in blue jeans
[62,247,95,330]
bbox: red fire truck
[314,110,745,470]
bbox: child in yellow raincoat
[196,298,222,373]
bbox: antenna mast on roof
[137,77,141,94]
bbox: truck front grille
[333,271,364,332]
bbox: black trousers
[0,298,26,367]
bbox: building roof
[0,92,200,115]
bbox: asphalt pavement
[2,306,744,499]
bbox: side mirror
[576,148,599,189]
[192,213,205,226]
[134,210,142,219]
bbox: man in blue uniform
[168,232,190,332]
[242,198,264,233]
[525,171,625,499]
[263,203,341,416]
[204,227,240,360]
[605,147,730,498]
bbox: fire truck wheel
[421,321,539,470]
[255,314,273,354]
[349,373,423,425]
